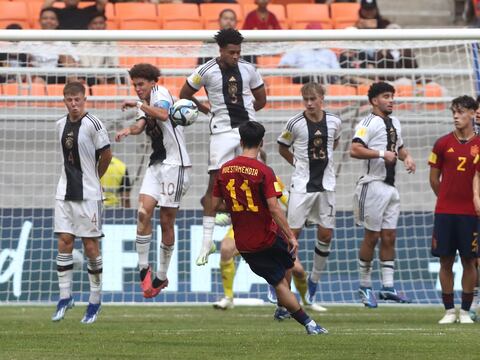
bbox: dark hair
[218,9,237,21]
[89,12,107,23]
[368,82,395,103]
[476,95,480,104]
[63,81,86,96]
[451,95,479,111]
[129,63,160,82]
[214,28,244,48]
[239,121,265,148]
[6,23,22,30]
[301,82,325,97]
[40,7,58,19]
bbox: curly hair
[214,28,244,48]
[128,63,160,82]
[367,82,395,103]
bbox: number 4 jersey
[428,132,480,215]
[213,155,283,252]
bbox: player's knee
[137,203,152,225]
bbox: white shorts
[353,180,400,232]
[287,191,336,229]
[208,128,242,172]
[54,199,103,238]
[140,163,190,208]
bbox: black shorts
[240,236,295,287]
[431,213,478,258]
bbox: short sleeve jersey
[428,132,480,215]
[56,113,110,201]
[352,113,404,186]
[136,85,191,167]
[277,111,341,193]
[186,59,264,134]
[213,156,283,252]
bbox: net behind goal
[0,30,477,304]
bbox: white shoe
[213,297,234,310]
[309,303,328,312]
[438,309,457,324]
[459,309,474,324]
[196,243,216,266]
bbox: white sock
[380,260,394,288]
[359,259,372,288]
[136,234,151,269]
[57,253,73,299]
[310,240,331,283]
[201,216,215,252]
[87,256,102,304]
[157,243,174,281]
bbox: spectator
[278,48,340,84]
[77,13,119,86]
[355,0,392,29]
[100,156,132,208]
[22,8,79,84]
[243,0,281,30]
[184,0,237,4]
[42,0,108,30]
[0,24,28,83]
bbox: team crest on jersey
[355,127,367,137]
[471,144,479,157]
[65,131,74,149]
[280,130,292,141]
[228,76,238,103]
[192,73,202,86]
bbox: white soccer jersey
[56,113,110,201]
[186,58,264,134]
[136,85,191,167]
[277,111,341,193]
[352,113,404,186]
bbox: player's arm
[252,85,266,111]
[398,146,415,173]
[121,101,168,121]
[278,143,295,167]
[212,195,227,213]
[96,0,108,12]
[42,0,55,9]
[333,138,340,150]
[267,197,298,255]
[474,170,480,217]
[97,147,112,179]
[179,82,211,115]
[350,141,396,164]
[429,167,441,197]
[115,118,146,142]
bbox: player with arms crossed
[277,82,341,315]
[179,28,266,266]
[430,95,480,324]
[212,121,327,334]
[350,82,416,308]
[52,82,112,323]
[116,63,191,298]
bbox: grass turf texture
[1,305,479,359]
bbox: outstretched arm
[115,118,146,142]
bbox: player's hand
[288,236,298,259]
[383,151,397,165]
[474,197,480,217]
[121,101,139,111]
[115,128,130,142]
[404,155,416,174]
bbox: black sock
[442,293,454,310]
[461,292,474,311]
[291,308,311,326]
[140,268,148,281]
[152,277,166,289]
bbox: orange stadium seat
[272,0,314,5]
[267,82,302,96]
[256,55,282,68]
[158,4,200,30]
[119,56,158,69]
[115,3,159,29]
[242,4,287,29]
[326,84,356,108]
[104,3,117,29]
[157,57,198,69]
[162,77,187,98]
[200,3,243,30]
[420,83,446,110]
[119,20,160,30]
[356,84,370,96]
[78,2,95,8]
[46,84,65,96]
[236,0,255,4]
[394,84,414,110]
[90,84,130,96]
[0,1,30,29]
[330,2,360,29]
[286,4,332,30]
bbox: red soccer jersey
[213,156,283,252]
[428,132,480,215]
[242,10,282,30]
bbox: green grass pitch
[1,305,480,360]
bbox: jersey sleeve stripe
[198,59,217,76]
[86,114,102,131]
[277,139,291,147]
[362,113,375,127]
[286,114,303,132]
[251,83,264,91]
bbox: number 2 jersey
[213,156,283,252]
[428,132,480,215]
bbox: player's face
[220,44,241,68]
[64,92,86,119]
[475,107,480,125]
[452,105,475,131]
[372,91,394,116]
[219,11,237,30]
[88,16,106,30]
[132,77,155,101]
[303,93,324,116]
[39,10,59,30]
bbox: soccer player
[212,121,327,335]
[277,82,341,313]
[350,82,416,308]
[430,95,480,324]
[52,81,112,323]
[179,28,267,266]
[115,63,191,298]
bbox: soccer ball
[169,99,199,127]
